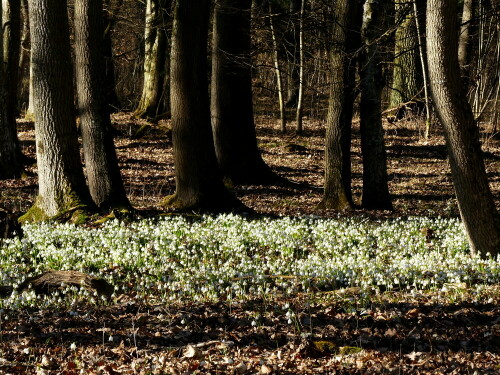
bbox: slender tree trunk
[458,0,476,83]
[318,0,360,210]
[295,0,305,134]
[3,0,21,116]
[269,2,287,133]
[285,0,300,108]
[427,0,500,257]
[0,0,23,179]
[20,0,94,222]
[359,0,392,210]
[162,0,243,212]
[412,0,432,139]
[390,2,422,107]
[102,0,121,112]
[211,0,282,186]
[18,0,29,113]
[134,0,170,120]
[74,0,130,210]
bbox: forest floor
[0,113,499,374]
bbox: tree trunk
[359,0,392,210]
[318,0,360,210]
[269,1,287,133]
[458,0,476,83]
[427,0,500,257]
[74,0,131,210]
[3,0,21,116]
[20,0,94,222]
[163,0,243,213]
[102,0,121,112]
[389,2,422,107]
[211,0,282,186]
[0,0,23,179]
[285,0,300,108]
[18,0,30,113]
[134,0,170,120]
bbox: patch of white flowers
[0,214,498,309]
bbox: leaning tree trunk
[211,0,282,185]
[162,0,243,212]
[0,0,23,179]
[20,0,94,223]
[427,0,500,257]
[359,0,392,210]
[318,0,361,210]
[74,0,131,210]
[134,0,170,120]
[389,1,423,108]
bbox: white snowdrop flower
[70,342,77,351]
[108,335,114,342]
[23,347,30,355]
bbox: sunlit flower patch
[0,214,498,309]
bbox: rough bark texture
[3,0,21,115]
[211,0,281,185]
[318,0,360,210]
[134,0,169,120]
[163,0,243,212]
[389,2,423,107]
[359,0,392,210]
[0,0,23,179]
[427,0,500,257]
[74,0,130,210]
[20,0,94,222]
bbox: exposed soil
[3,112,500,218]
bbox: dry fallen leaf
[183,344,202,359]
[260,364,273,374]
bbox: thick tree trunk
[74,0,130,210]
[163,0,243,212]
[211,0,281,185]
[0,0,23,179]
[18,0,29,113]
[20,0,94,222]
[427,0,500,257]
[389,2,423,107]
[134,0,170,120]
[359,0,392,210]
[318,0,360,210]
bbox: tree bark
[285,0,300,108]
[20,0,94,222]
[427,0,500,257]
[211,0,282,185]
[0,0,23,179]
[359,0,392,210]
[102,0,121,112]
[458,0,476,82]
[318,0,360,210]
[163,0,243,212]
[134,0,170,120]
[74,0,131,210]
[389,2,423,108]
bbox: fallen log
[17,270,114,298]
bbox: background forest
[0,0,499,373]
